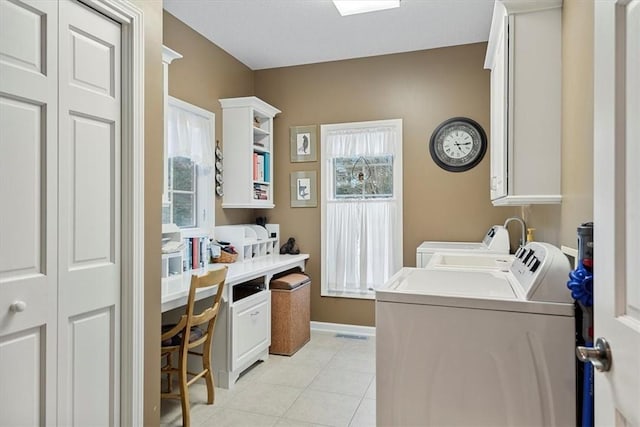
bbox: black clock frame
[429,117,487,173]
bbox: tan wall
[134,0,163,424]
[163,11,256,226]
[254,44,516,326]
[560,0,594,247]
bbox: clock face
[429,118,487,172]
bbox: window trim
[320,119,403,299]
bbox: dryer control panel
[510,242,572,303]
[481,225,510,252]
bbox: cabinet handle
[250,311,260,317]
[10,300,27,313]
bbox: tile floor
[160,330,376,427]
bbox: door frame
[81,0,145,425]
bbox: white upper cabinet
[484,0,562,206]
[219,97,281,209]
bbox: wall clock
[429,117,487,172]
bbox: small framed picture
[290,171,317,207]
[290,125,317,162]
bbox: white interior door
[57,1,121,425]
[593,1,640,425]
[0,1,58,425]
[1,0,122,425]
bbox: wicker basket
[212,250,238,264]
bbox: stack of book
[253,183,269,200]
[183,237,209,270]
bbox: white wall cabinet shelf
[484,1,562,206]
[219,97,281,209]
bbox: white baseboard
[310,321,376,337]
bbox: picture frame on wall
[290,171,317,207]
[290,125,317,162]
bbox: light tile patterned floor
[161,331,376,427]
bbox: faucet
[504,217,527,248]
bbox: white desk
[161,253,309,388]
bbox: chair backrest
[182,267,227,345]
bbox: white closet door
[57,1,121,425]
[0,0,58,425]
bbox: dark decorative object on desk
[280,237,300,255]
[256,216,267,228]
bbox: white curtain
[166,101,215,233]
[167,104,214,171]
[325,126,402,293]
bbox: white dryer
[376,242,575,427]
[416,225,510,267]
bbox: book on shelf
[256,154,264,181]
[191,237,199,269]
[253,153,258,180]
[263,152,270,182]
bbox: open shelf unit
[219,97,281,208]
[214,224,280,263]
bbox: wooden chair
[161,267,227,427]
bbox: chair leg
[166,352,173,394]
[203,343,215,405]
[179,354,190,427]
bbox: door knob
[576,337,611,372]
[9,300,27,313]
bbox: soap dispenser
[526,228,536,243]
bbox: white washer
[417,225,510,267]
[376,242,575,427]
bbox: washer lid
[389,268,515,299]
[376,268,574,316]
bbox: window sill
[321,289,376,300]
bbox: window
[333,155,394,199]
[321,119,403,298]
[167,156,196,227]
[162,97,215,236]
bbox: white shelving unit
[484,1,562,206]
[214,224,280,262]
[219,97,281,209]
[161,223,183,278]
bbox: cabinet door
[231,290,271,371]
[489,15,509,201]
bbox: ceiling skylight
[332,0,401,16]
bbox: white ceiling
[163,0,495,70]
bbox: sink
[428,253,514,270]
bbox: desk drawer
[231,290,270,371]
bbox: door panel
[69,28,116,97]
[0,0,57,425]
[57,1,121,424]
[69,114,115,268]
[0,97,43,280]
[69,308,115,426]
[0,327,45,426]
[0,0,45,74]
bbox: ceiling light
[332,0,400,16]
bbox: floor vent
[335,333,368,340]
